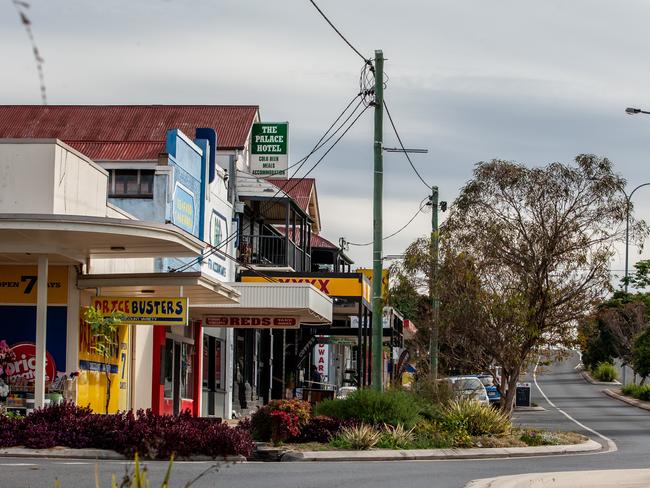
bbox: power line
[286,94,364,172]
[383,99,431,189]
[169,99,371,273]
[307,0,370,63]
[347,197,428,246]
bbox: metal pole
[372,49,384,390]
[625,197,630,293]
[35,255,49,410]
[430,186,440,380]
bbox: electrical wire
[347,197,429,246]
[286,94,364,173]
[383,99,431,190]
[307,0,370,63]
[169,100,371,273]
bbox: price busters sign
[250,122,288,178]
[204,315,299,329]
[91,297,189,326]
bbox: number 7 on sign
[121,352,127,379]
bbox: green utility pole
[371,49,384,391]
[430,186,440,381]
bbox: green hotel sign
[250,122,289,178]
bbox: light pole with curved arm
[624,183,650,292]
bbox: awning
[194,282,332,325]
[0,214,206,264]
[76,272,240,304]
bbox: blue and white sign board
[172,183,196,235]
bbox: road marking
[533,358,617,453]
[0,463,38,466]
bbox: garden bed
[247,389,587,454]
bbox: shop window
[180,343,194,400]
[163,339,174,399]
[202,336,209,389]
[214,339,223,390]
[108,169,154,198]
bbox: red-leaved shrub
[0,403,253,459]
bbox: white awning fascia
[76,272,240,304]
[0,214,206,260]
[194,282,332,324]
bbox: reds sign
[204,316,299,329]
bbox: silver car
[447,376,490,405]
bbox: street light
[623,183,650,292]
[626,107,650,115]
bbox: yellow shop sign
[91,297,189,326]
[241,275,371,302]
[0,265,68,304]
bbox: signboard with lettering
[4,342,57,382]
[201,208,230,281]
[91,297,189,326]
[78,316,130,413]
[250,122,289,178]
[172,183,196,234]
[0,265,68,304]
[241,275,371,302]
[204,315,299,329]
[313,340,329,382]
[357,268,390,299]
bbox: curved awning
[194,282,333,325]
[0,214,206,264]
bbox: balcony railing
[239,234,311,271]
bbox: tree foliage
[390,155,637,415]
[440,155,634,412]
[632,328,650,383]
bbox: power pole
[430,186,440,380]
[371,49,384,391]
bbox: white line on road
[533,358,617,453]
[0,463,37,466]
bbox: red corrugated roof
[268,178,315,213]
[0,105,259,159]
[311,233,338,249]
[274,226,338,249]
[67,141,166,161]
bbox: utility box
[515,382,531,407]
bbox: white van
[446,376,489,405]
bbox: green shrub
[632,329,650,382]
[331,424,381,450]
[315,388,422,428]
[441,399,511,436]
[592,362,618,382]
[410,422,454,449]
[622,383,650,401]
[376,424,415,449]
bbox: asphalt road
[4,352,650,488]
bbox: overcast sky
[3,0,650,279]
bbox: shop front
[240,272,374,395]
[192,281,333,417]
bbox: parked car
[477,374,501,405]
[336,386,357,399]
[446,376,489,405]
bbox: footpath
[465,468,650,488]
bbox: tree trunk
[104,359,112,414]
[500,372,521,416]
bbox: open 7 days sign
[250,122,288,179]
